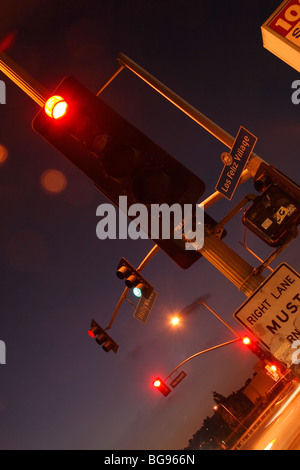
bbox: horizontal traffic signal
[153,377,171,397]
[116,257,153,299]
[32,76,207,269]
[88,319,119,353]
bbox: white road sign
[234,263,300,366]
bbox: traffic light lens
[88,329,96,338]
[125,274,139,288]
[153,379,161,388]
[45,95,68,119]
[133,287,142,298]
[243,337,251,345]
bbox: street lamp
[213,404,247,430]
[170,298,241,339]
[170,316,180,326]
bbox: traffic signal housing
[242,337,267,360]
[32,76,207,269]
[242,337,283,370]
[153,377,171,397]
[243,185,299,247]
[116,257,153,299]
[243,163,300,246]
[88,319,119,353]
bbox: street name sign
[133,290,158,324]
[170,370,187,389]
[234,263,300,366]
[216,126,257,200]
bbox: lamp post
[171,298,241,339]
[213,404,247,431]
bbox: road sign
[216,126,257,200]
[133,290,158,324]
[170,371,187,389]
[261,0,300,73]
[234,263,300,366]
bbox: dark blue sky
[0,0,299,450]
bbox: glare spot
[41,169,67,194]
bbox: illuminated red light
[242,337,251,345]
[88,329,96,338]
[44,95,68,119]
[153,379,162,388]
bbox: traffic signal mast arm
[0,52,48,106]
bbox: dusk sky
[0,1,299,450]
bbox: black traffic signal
[153,377,171,397]
[244,162,300,246]
[243,185,299,247]
[253,162,300,199]
[88,319,119,353]
[116,257,153,299]
[32,76,206,269]
[243,337,283,369]
[242,337,268,361]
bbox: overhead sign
[215,126,257,200]
[261,0,300,72]
[234,263,300,366]
[133,290,158,324]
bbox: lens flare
[41,169,67,194]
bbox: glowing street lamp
[170,315,180,326]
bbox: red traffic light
[242,337,251,345]
[153,377,171,397]
[44,95,68,119]
[88,319,119,354]
[32,77,207,269]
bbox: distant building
[243,361,279,404]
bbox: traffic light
[242,336,283,369]
[243,162,300,246]
[243,185,299,247]
[116,257,153,299]
[153,377,171,397]
[88,319,119,353]
[32,76,207,269]
[242,337,267,361]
